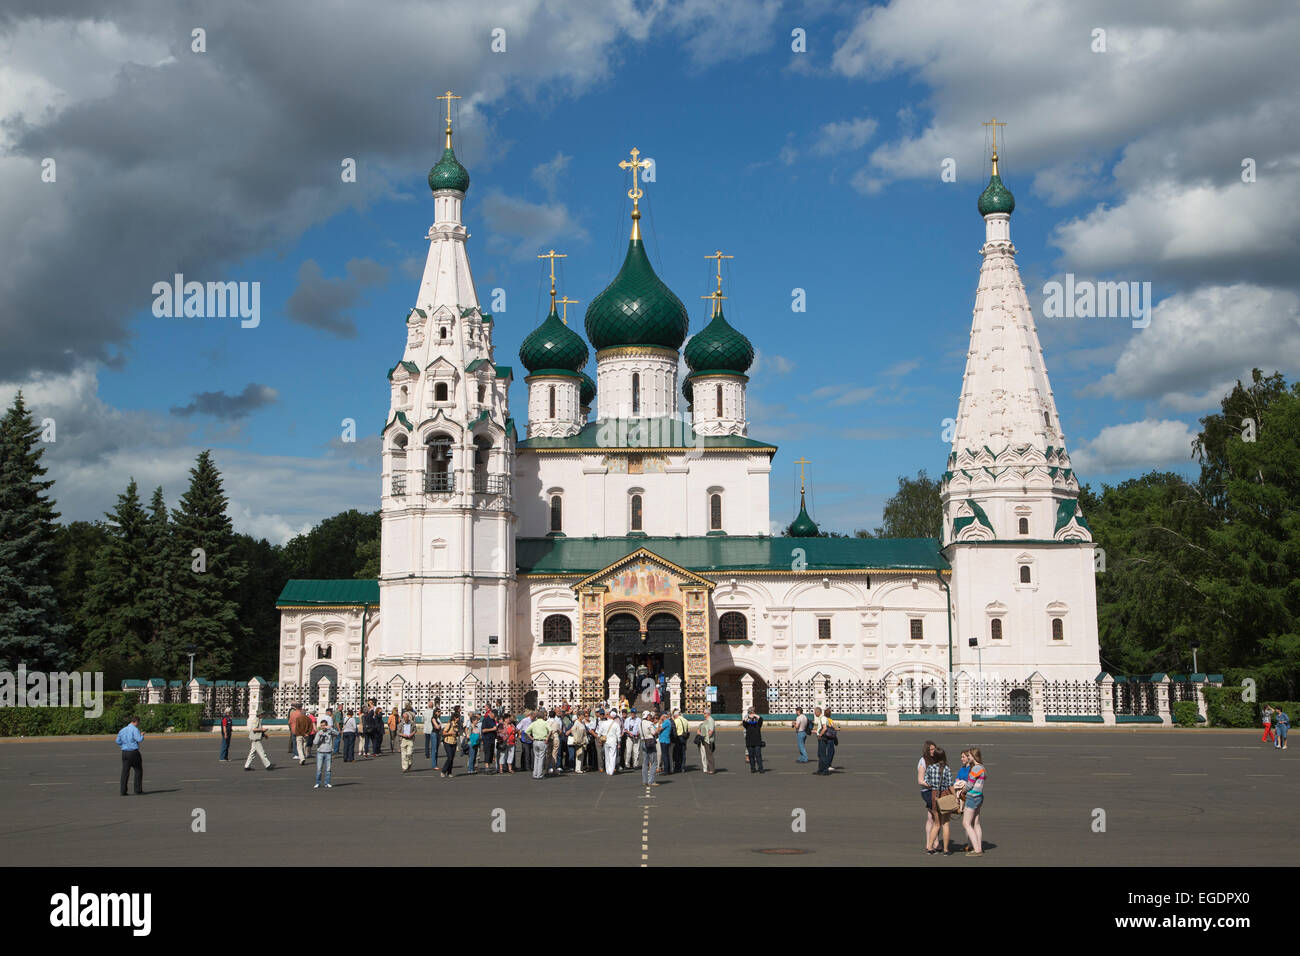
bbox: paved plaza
[0,728,1294,867]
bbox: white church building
[275,113,1100,715]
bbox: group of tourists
[1262,705,1290,750]
[918,740,987,857]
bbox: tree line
[2,370,1296,695]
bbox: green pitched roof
[387,360,419,380]
[585,239,689,350]
[517,536,947,575]
[466,358,489,373]
[277,579,379,606]
[517,416,776,451]
[495,365,512,379]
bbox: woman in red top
[497,717,518,773]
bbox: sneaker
[314,784,319,789]
[325,784,332,788]
[267,764,276,771]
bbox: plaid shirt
[923,763,953,791]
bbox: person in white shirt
[422,703,437,759]
[622,712,641,770]
[398,710,418,772]
[517,713,534,772]
[243,709,274,771]
[598,713,621,775]
[342,710,358,762]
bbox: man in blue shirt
[116,716,144,796]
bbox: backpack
[669,719,681,744]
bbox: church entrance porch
[605,612,683,712]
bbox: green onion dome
[585,239,689,351]
[579,371,596,408]
[428,146,470,194]
[684,308,754,374]
[681,377,693,407]
[977,170,1014,216]
[789,497,820,537]
[519,308,589,374]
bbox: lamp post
[1191,640,1200,675]
[486,635,498,701]
[186,644,197,684]
[968,637,982,717]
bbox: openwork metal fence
[1113,680,1159,717]
[1044,679,1101,717]
[898,678,951,715]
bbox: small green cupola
[789,494,820,537]
[684,306,754,375]
[977,150,1014,216]
[579,371,596,408]
[428,98,470,194]
[519,307,588,375]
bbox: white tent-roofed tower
[940,140,1099,681]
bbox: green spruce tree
[169,451,248,678]
[81,479,153,681]
[0,392,69,670]
[141,485,180,675]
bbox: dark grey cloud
[170,382,278,419]
[284,258,389,337]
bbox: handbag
[824,725,839,744]
[936,789,960,814]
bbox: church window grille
[435,382,449,402]
[719,612,747,643]
[818,618,832,640]
[710,493,722,531]
[1052,618,1064,641]
[990,618,1002,641]
[632,373,640,415]
[1020,565,1031,584]
[548,386,556,419]
[910,619,924,640]
[716,384,723,418]
[549,495,562,533]
[630,494,643,532]
[542,615,572,644]
[1018,517,1029,535]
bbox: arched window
[316,645,331,659]
[709,493,722,531]
[990,618,1002,641]
[473,436,492,492]
[542,615,572,644]
[548,385,556,419]
[719,612,747,643]
[426,433,453,492]
[549,495,563,533]
[1020,565,1031,584]
[439,326,448,340]
[478,383,486,404]
[631,373,640,415]
[400,385,408,405]
[1051,618,1064,641]
[1018,517,1029,535]
[630,494,643,532]
[435,382,449,402]
[716,384,723,418]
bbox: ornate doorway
[605,612,684,711]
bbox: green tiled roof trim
[952,498,994,536]
[516,536,948,575]
[428,146,470,194]
[684,309,754,374]
[459,306,478,318]
[585,239,689,350]
[1054,498,1091,534]
[408,307,427,320]
[277,579,380,606]
[684,370,749,383]
[495,365,512,379]
[978,172,1015,215]
[517,417,776,451]
[465,358,489,373]
[387,360,419,380]
[385,410,414,432]
[524,368,583,379]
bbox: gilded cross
[558,295,580,326]
[619,147,648,239]
[537,249,567,310]
[982,116,1007,164]
[794,456,811,493]
[436,90,461,128]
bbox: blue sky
[3,0,1297,541]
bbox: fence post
[188,678,204,706]
[1029,671,1046,727]
[607,674,621,708]
[740,673,754,715]
[956,672,972,724]
[1193,675,1208,723]
[146,678,165,705]
[1153,673,1172,726]
[534,673,552,712]
[248,677,267,718]
[886,677,900,726]
[1098,674,1115,726]
[667,674,682,712]
[814,673,829,713]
